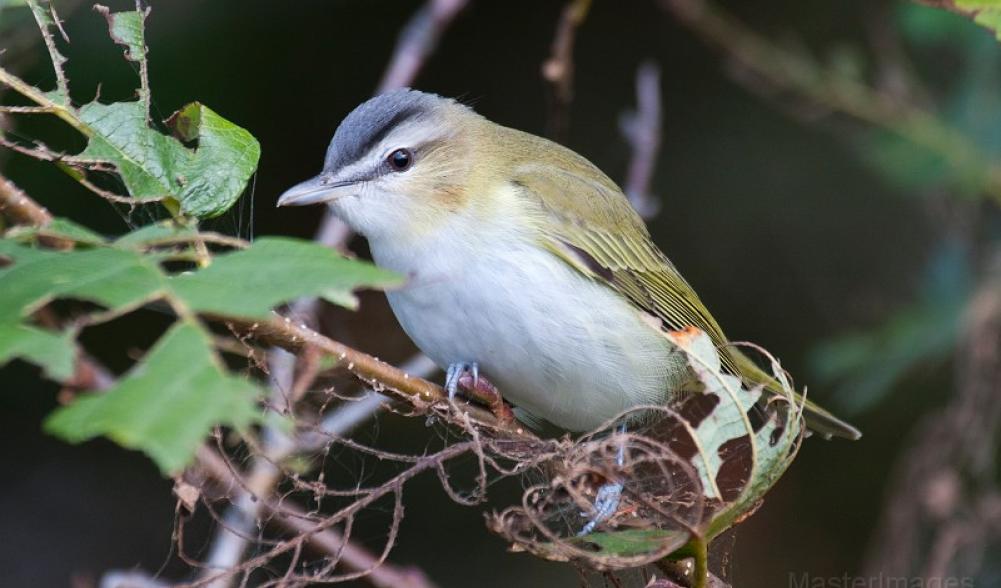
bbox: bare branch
[621,61,664,220]
[218,312,532,437]
[542,0,592,139]
[0,172,52,227]
[376,0,470,94]
[195,448,440,588]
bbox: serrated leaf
[170,237,403,316]
[44,321,261,473]
[163,102,261,218]
[0,233,400,374]
[76,100,260,218]
[667,329,802,537]
[95,5,147,64]
[956,0,1001,40]
[0,323,75,380]
[6,217,106,245]
[0,239,164,322]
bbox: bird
[277,88,861,443]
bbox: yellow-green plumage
[278,88,860,440]
[495,125,860,440]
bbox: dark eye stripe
[356,106,422,163]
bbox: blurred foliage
[811,239,971,413]
[920,0,1001,41]
[862,4,1001,197]
[0,3,400,473]
[810,3,999,413]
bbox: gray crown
[323,89,448,172]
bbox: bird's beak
[277,174,356,207]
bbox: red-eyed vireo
[278,89,860,441]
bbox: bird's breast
[368,230,684,432]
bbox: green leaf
[0,323,75,380]
[1,232,400,471]
[0,5,260,220]
[96,5,147,64]
[76,100,260,218]
[957,0,1001,40]
[170,237,404,315]
[163,102,262,218]
[572,529,689,558]
[0,239,164,322]
[44,321,261,473]
[114,220,197,247]
[667,329,802,538]
[6,217,106,245]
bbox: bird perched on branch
[278,88,860,442]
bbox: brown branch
[0,172,52,226]
[621,61,664,220]
[542,0,592,140]
[218,312,535,438]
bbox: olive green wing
[510,160,861,440]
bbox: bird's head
[278,89,486,240]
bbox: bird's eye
[387,148,413,172]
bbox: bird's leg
[578,423,628,536]
[457,369,515,424]
[444,361,476,400]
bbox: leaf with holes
[490,328,804,568]
[44,321,262,473]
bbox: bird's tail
[729,347,862,441]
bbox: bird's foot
[444,362,478,400]
[578,480,624,536]
[578,423,628,536]
[457,370,515,424]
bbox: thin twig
[298,353,439,453]
[376,0,470,94]
[620,61,663,220]
[542,0,592,140]
[195,448,439,588]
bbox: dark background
[1,0,989,586]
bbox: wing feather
[508,156,861,440]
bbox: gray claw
[444,362,478,401]
[578,481,623,536]
[578,423,629,536]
